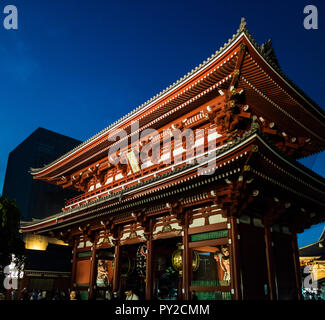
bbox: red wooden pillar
[20,275,29,291]
[88,242,97,299]
[182,212,190,300]
[71,238,78,289]
[113,241,121,293]
[145,219,153,300]
[292,232,303,300]
[264,226,276,300]
[229,215,241,300]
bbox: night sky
[0,0,324,247]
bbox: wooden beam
[189,238,228,248]
[62,181,73,189]
[189,285,231,292]
[229,43,246,89]
[188,222,227,235]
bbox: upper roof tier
[31,18,325,180]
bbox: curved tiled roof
[30,18,325,175]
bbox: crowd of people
[302,289,325,300]
[2,287,323,300]
[0,288,70,300]
[0,287,139,301]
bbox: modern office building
[2,127,81,221]
[2,127,81,294]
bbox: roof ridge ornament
[236,18,282,73]
[238,17,247,32]
[259,38,282,70]
[30,17,325,176]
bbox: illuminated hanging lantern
[172,243,200,275]
[172,243,183,273]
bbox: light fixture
[171,243,200,275]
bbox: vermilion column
[292,232,303,300]
[145,219,153,300]
[182,212,190,300]
[71,238,78,288]
[264,226,276,300]
[113,241,120,293]
[229,215,242,300]
[88,242,97,299]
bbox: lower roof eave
[21,130,325,234]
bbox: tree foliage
[0,197,25,270]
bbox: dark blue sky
[0,0,324,246]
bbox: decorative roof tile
[31,17,325,176]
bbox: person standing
[191,290,198,300]
[112,291,120,301]
[11,289,17,300]
[124,289,139,300]
[105,285,113,300]
[20,288,29,300]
